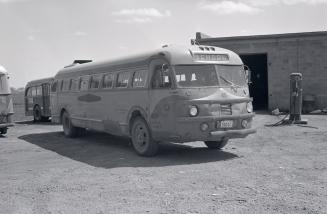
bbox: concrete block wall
[197,32,327,111]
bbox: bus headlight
[241,120,248,128]
[246,102,253,113]
[189,105,199,117]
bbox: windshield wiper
[219,75,242,88]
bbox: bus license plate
[220,120,233,128]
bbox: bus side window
[31,87,37,96]
[62,79,70,92]
[152,65,171,89]
[36,85,42,96]
[116,72,130,88]
[70,78,78,91]
[80,76,89,91]
[132,70,147,88]
[90,74,101,89]
[51,81,57,92]
[103,73,114,88]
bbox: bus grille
[220,104,232,115]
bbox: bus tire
[41,116,50,122]
[62,111,79,138]
[131,117,158,157]
[0,128,7,135]
[33,105,42,122]
[204,139,228,150]
[77,127,87,136]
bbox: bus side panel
[103,89,149,136]
[60,91,86,127]
[149,92,178,141]
[81,90,107,131]
[50,91,59,122]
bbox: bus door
[149,62,176,137]
[42,83,50,116]
[50,81,59,121]
[25,87,33,115]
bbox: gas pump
[287,73,307,124]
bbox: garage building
[195,31,327,111]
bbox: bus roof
[25,77,54,87]
[55,44,243,78]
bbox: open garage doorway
[240,54,268,110]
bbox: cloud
[247,0,327,6]
[0,0,28,3]
[74,31,87,37]
[199,1,261,14]
[199,0,327,14]
[27,35,35,41]
[112,8,171,23]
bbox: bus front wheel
[62,111,79,138]
[131,117,158,157]
[204,139,228,150]
[33,105,42,122]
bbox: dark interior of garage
[240,54,268,110]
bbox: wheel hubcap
[134,124,148,147]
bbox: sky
[1,0,327,88]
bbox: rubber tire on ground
[33,105,42,122]
[62,111,79,138]
[131,117,158,157]
[77,127,87,136]
[204,139,229,150]
[0,128,7,135]
[41,116,50,122]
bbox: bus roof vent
[199,46,204,51]
[205,47,210,51]
[210,47,215,51]
[64,60,92,68]
[73,60,92,64]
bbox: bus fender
[126,106,148,133]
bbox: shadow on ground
[15,121,59,126]
[19,131,238,169]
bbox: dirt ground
[0,113,326,214]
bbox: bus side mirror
[244,65,252,84]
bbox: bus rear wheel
[33,105,42,122]
[131,117,158,157]
[204,139,229,150]
[62,111,79,138]
[0,128,7,135]
[41,116,50,122]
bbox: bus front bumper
[210,128,256,138]
[162,113,256,143]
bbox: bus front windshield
[173,65,246,88]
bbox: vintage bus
[25,77,53,121]
[51,44,256,156]
[0,65,14,134]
